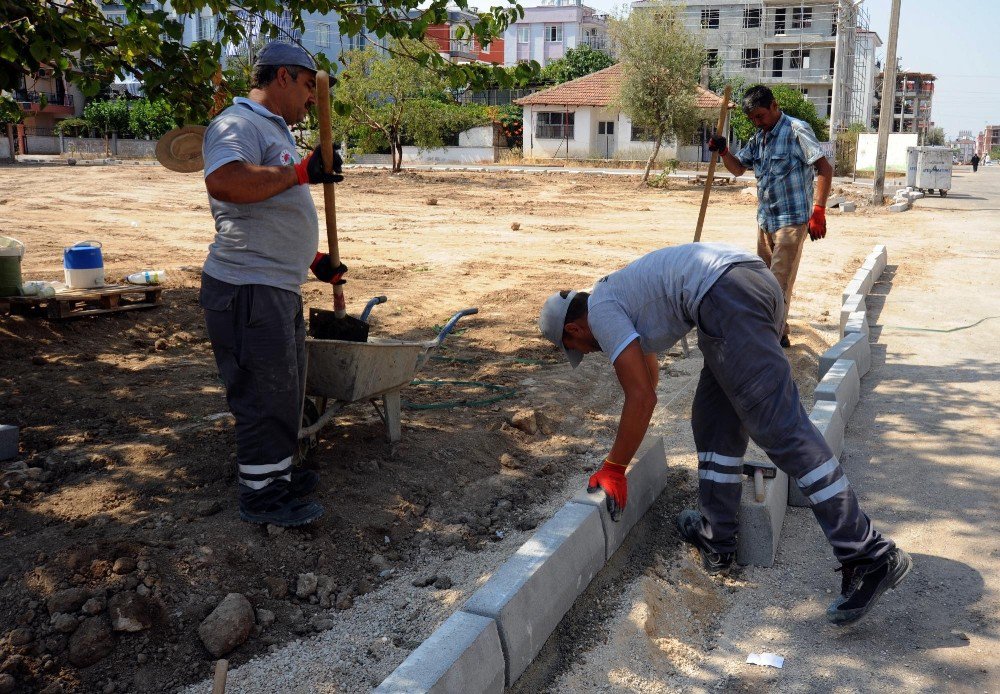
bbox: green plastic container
[0,237,25,297]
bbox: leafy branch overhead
[1,0,531,123]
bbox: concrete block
[374,612,504,694]
[841,201,856,212]
[863,245,888,280]
[819,332,871,380]
[840,294,867,334]
[736,463,788,567]
[842,277,865,304]
[569,437,668,560]
[814,358,860,422]
[910,191,924,200]
[789,401,846,507]
[0,424,18,461]
[463,502,605,685]
[842,310,870,340]
[825,195,846,209]
[889,201,910,213]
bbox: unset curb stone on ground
[373,611,504,694]
[814,358,861,421]
[736,464,788,567]
[789,401,846,507]
[0,424,18,461]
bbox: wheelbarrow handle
[432,308,478,347]
[360,296,388,323]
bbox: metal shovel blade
[308,308,370,342]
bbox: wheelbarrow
[297,307,478,457]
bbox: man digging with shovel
[539,242,911,624]
[198,42,345,527]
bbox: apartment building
[872,70,935,141]
[978,125,1000,157]
[8,66,84,132]
[503,0,610,68]
[950,130,975,163]
[631,0,877,138]
[421,8,505,64]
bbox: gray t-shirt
[588,243,762,363]
[202,97,318,294]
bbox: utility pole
[872,0,901,205]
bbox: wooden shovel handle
[212,659,228,694]
[693,84,732,243]
[315,70,346,317]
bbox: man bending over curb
[538,242,910,624]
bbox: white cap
[539,291,584,368]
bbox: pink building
[502,0,610,67]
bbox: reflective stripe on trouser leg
[691,363,750,555]
[696,263,894,564]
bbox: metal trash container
[914,146,953,197]
[906,147,919,188]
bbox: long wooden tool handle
[693,84,732,243]
[212,659,228,694]
[316,70,346,318]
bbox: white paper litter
[746,652,784,668]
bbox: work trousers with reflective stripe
[690,262,893,564]
[200,273,306,508]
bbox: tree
[609,2,705,183]
[729,84,829,143]
[990,147,1000,162]
[83,98,130,155]
[1,0,532,124]
[128,99,178,139]
[539,45,614,85]
[333,39,489,172]
[925,126,945,146]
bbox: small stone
[107,592,156,632]
[411,575,436,588]
[334,592,353,611]
[295,573,318,598]
[311,617,335,632]
[433,576,453,590]
[255,609,275,629]
[425,198,438,206]
[8,628,33,647]
[136,652,148,664]
[51,613,79,634]
[264,576,288,599]
[510,222,520,231]
[31,355,47,366]
[154,339,168,351]
[499,453,521,470]
[112,558,136,575]
[197,593,254,658]
[509,410,538,435]
[68,617,114,667]
[196,500,222,517]
[534,409,557,435]
[47,587,91,615]
[315,575,336,603]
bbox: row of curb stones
[375,438,669,693]
[789,244,887,507]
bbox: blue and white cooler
[63,241,105,289]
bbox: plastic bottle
[126,270,166,285]
[21,281,55,298]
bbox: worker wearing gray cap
[538,242,910,625]
[200,41,344,527]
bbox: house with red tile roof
[514,63,730,161]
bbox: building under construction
[632,0,879,138]
[872,70,936,142]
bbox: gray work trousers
[200,273,306,508]
[691,262,893,564]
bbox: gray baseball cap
[255,41,317,72]
[539,290,584,368]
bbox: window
[742,48,760,69]
[536,111,574,139]
[701,9,720,29]
[631,125,654,142]
[597,121,615,135]
[517,26,530,44]
[316,23,331,48]
[544,25,563,42]
[706,49,719,68]
[772,50,784,77]
[827,88,833,117]
[789,49,810,70]
[774,8,786,34]
[743,8,761,29]
[829,50,835,76]
[106,12,126,25]
[791,7,813,29]
[197,14,214,41]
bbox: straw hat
[156,125,206,173]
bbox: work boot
[676,509,734,575]
[827,548,912,625]
[239,484,324,527]
[780,335,791,349]
[288,467,320,498]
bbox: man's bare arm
[607,339,658,467]
[719,150,747,177]
[205,161,299,204]
[813,156,833,208]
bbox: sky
[570,0,1000,139]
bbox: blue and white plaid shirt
[735,113,826,233]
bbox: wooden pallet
[689,174,732,186]
[1,284,163,319]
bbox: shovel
[308,70,371,342]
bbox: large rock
[107,592,156,632]
[47,587,90,615]
[197,593,254,658]
[68,617,114,667]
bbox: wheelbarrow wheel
[297,397,321,465]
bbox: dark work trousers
[200,273,306,509]
[691,261,894,565]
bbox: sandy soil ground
[0,162,984,693]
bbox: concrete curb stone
[819,332,871,380]
[842,310,870,339]
[373,612,504,694]
[0,424,18,461]
[889,201,910,213]
[737,464,788,566]
[569,437,668,560]
[840,294,867,334]
[462,501,605,685]
[789,401,846,507]
[814,359,860,421]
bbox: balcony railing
[580,35,608,51]
[449,40,479,55]
[14,90,74,108]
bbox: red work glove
[808,204,827,241]
[310,253,347,285]
[587,459,628,522]
[707,133,728,157]
[294,145,344,185]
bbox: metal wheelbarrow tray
[298,307,477,447]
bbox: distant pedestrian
[971,153,980,172]
[708,84,833,349]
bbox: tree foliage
[128,99,178,139]
[609,2,705,183]
[1,0,533,124]
[83,98,130,137]
[925,126,945,146]
[539,45,614,85]
[729,84,829,142]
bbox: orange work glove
[587,459,627,522]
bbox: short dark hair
[562,290,590,325]
[742,84,775,113]
[251,64,302,89]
